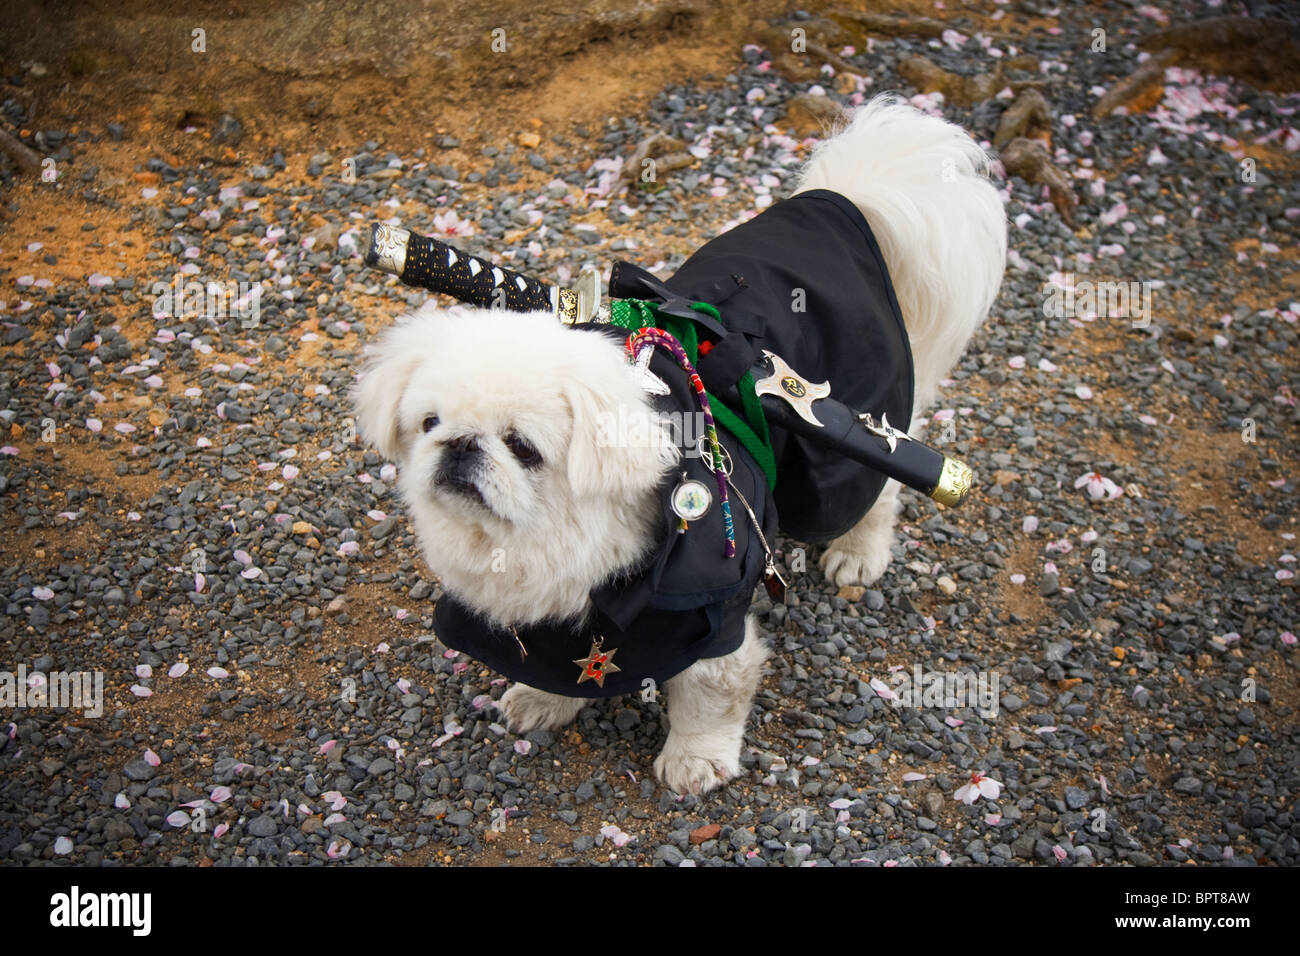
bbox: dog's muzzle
[435,436,488,507]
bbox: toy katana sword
[362,223,974,507]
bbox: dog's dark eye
[422,415,440,433]
[504,431,541,467]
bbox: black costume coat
[434,189,913,697]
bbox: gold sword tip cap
[931,457,974,508]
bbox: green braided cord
[609,299,777,491]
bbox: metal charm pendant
[696,436,733,477]
[671,476,713,522]
[858,411,914,453]
[574,637,620,688]
[763,554,788,604]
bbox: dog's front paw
[654,736,740,796]
[498,683,586,734]
[820,540,892,587]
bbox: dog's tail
[793,94,1007,414]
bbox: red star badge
[574,637,620,688]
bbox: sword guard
[753,350,831,428]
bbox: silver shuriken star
[753,349,831,427]
[626,344,670,395]
[858,411,915,453]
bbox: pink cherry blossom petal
[600,825,633,848]
[870,677,898,701]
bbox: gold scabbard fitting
[554,287,581,324]
[931,457,974,508]
[366,224,411,276]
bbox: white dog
[353,95,1006,795]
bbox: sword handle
[362,223,579,319]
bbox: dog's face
[353,304,678,626]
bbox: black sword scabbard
[357,227,974,506]
[757,392,973,507]
[750,351,973,507]
[362,223,581,320]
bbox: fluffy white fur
[795,95,1006,588]
[354,306,678,628]
[352,95,1005,796]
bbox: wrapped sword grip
[363,223,557,314]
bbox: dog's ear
[352,324,425,461]
[563,375,679,498]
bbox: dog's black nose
[444,434,480,458]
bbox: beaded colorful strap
[625,326,737,559]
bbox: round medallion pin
[670,474,713,524]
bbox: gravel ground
[1,0,1297,867]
